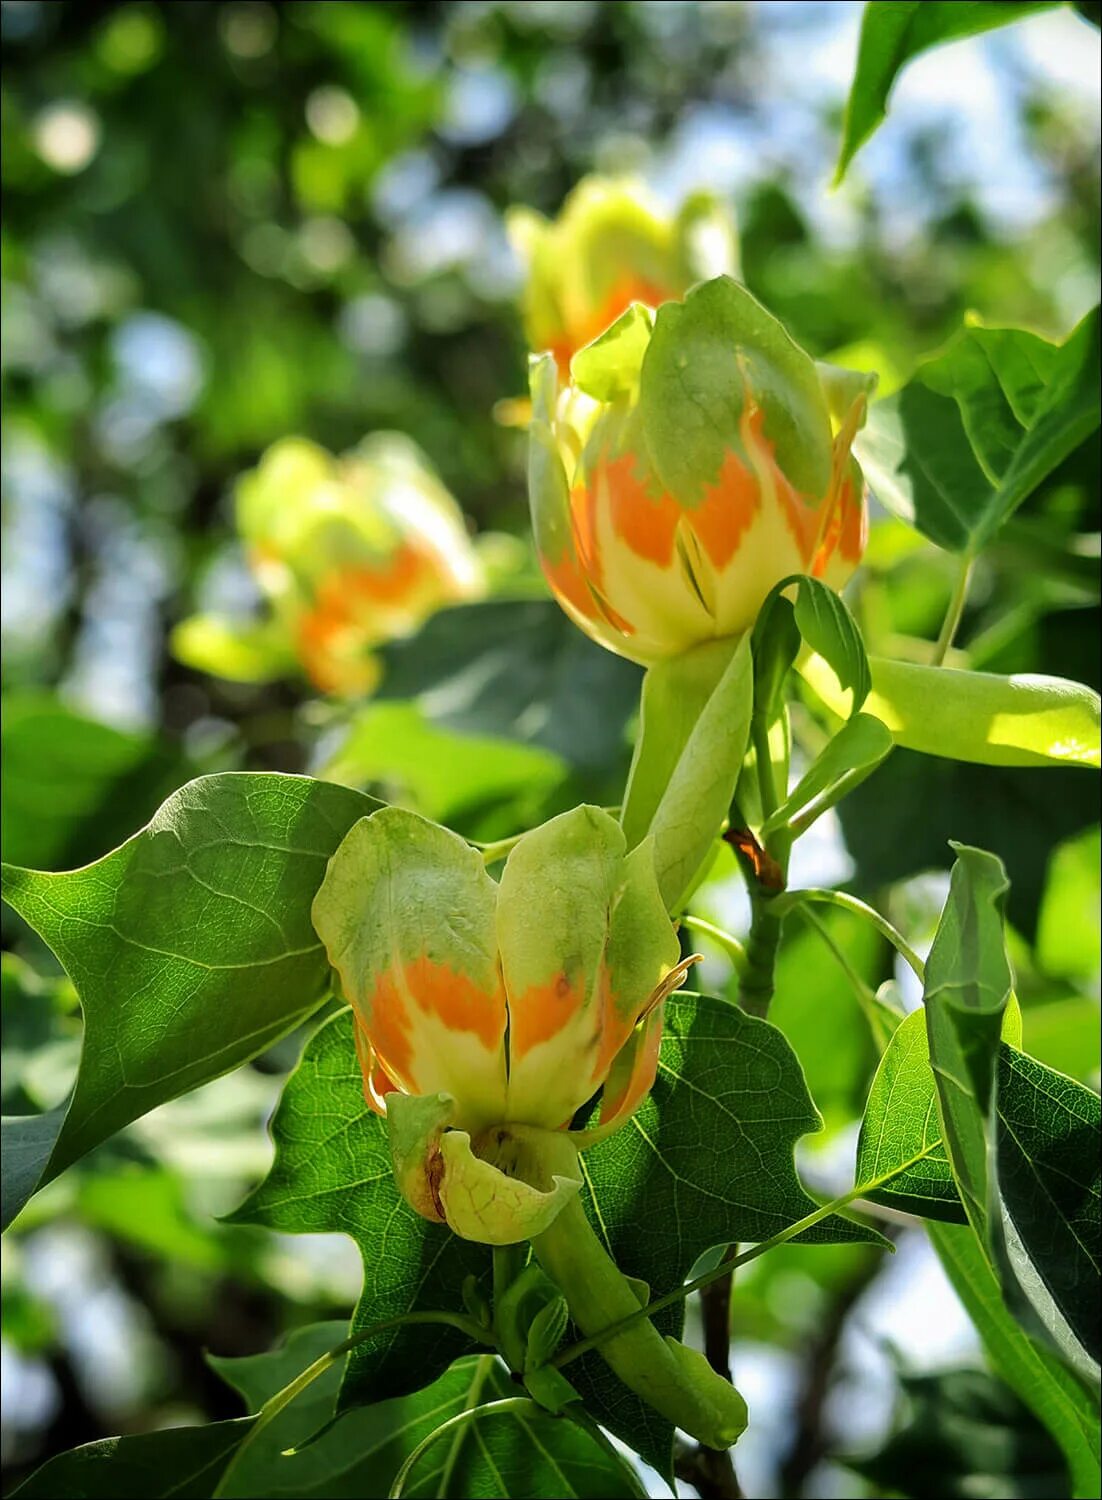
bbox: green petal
[437,1127,581,1245]
[497,807,677,1129]
[640,275,834,504]
[312,808,508,1131]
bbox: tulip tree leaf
[792,577,871,711]
[572,993,885,1473]
[929,1223,1101,1498]
[992,1046,1102,1383]
[0,1106,67,1233]
[0,773,378,1228]
[10,1419,254,1499]
[921,844,1102,1382]
[835,2,1055,182]
[800,654,1102,770]
[756,575,871,723]
[854,1006,1102,1245]
[856,1007,967,1224]
[924,843,1014,1236]
[210,1325,642,1500]
[856,311,1101,554]
[621,632,754,912]
[226,1010,491,1415]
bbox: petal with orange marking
[576,1004,665,1146]
[575,450,715,661]
[352,1013,399,1116]
[683,446,762,572]
[497,811,679,1128]
[312,808,508,1134]
[815,400,869,589]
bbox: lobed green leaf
[0,773,377,1228]
[855,311,1101,554]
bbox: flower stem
[738,888,784,1018]
[551,1153,931,1372]
[681,914,748,976]
[771,887,925,981]
[932,554,974,665]
[530,1137,747,1449]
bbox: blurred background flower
[172,433,485,696]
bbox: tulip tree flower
[528,275,871,666]
[173,433,484,695]
[312,802,688,1239]
[508,176,740,377]
[312,802,747,1450]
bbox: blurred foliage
[847,1366,1069,1499]
[2,1,1099,1496]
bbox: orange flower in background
[528,277,872,665]
[311,803,694,1243]
[508,176,740,378]
[172,433,484,695]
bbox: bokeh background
[2,3,1099,1497]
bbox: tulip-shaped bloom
[508,176,739,377]
[311,803,691,1244]
[528,276,871,665]
[173,434,483,696]
[312,803,748,1452]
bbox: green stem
[932,554,975,666]
[493,1243,525,1318]
[531,1138,747,1450]
[436,1354,496,1500]
[681,914,748,976]
[735,708,792,1019]
[390,1398,540,1498]
[738,889,783,1019]
[797,907,896,1053]
[772,888,925,981]
[552,1149,934,1373]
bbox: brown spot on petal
[427,1147,446,1221]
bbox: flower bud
[174,433,483,695]
[528,277,872,665]
[508,176,739,376]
